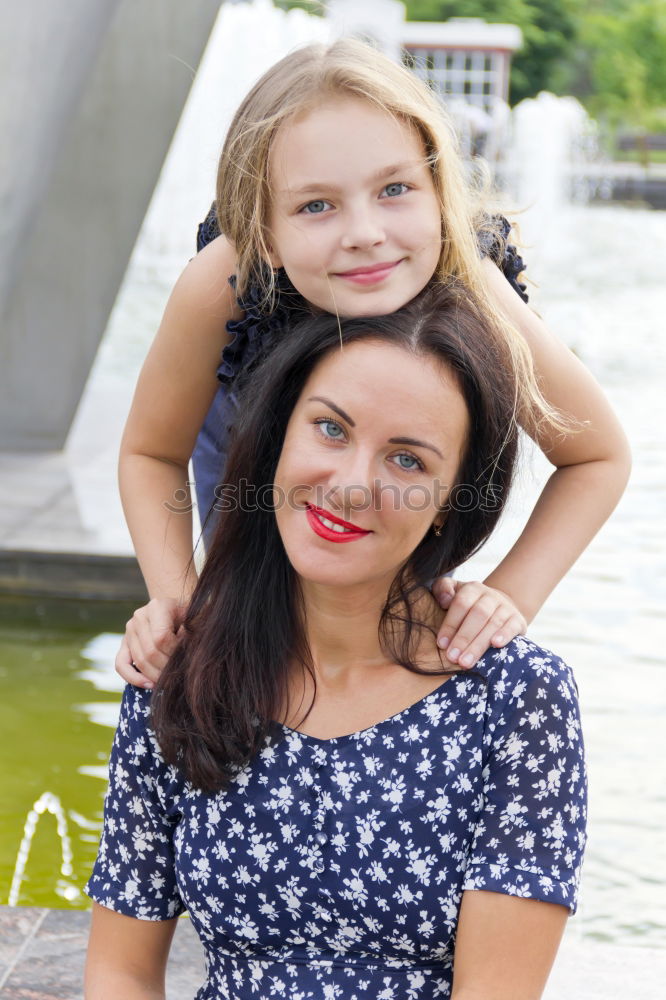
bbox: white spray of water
[503,91,604,276]
[7,791,78,906]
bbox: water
[2,0,665,949]
[0,600,129,909]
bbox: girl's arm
[85,903,177,1000]
[117,236,240,684]
[450,891,568,1000]
[437,257,631,662]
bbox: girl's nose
[340,207,386,251]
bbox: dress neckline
[275,672,462,745]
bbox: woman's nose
[330,453,376,512]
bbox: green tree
[582,1,666,125]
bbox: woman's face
[267,97,442,317]
[273,339,469,594]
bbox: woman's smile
[305,503,372,543]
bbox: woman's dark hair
[152,282,520,791]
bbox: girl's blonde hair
[216,37,565,437]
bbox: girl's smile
[333,259,404,285]
[267,97,442,317]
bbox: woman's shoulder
[113,686,187,796]
[474,636,579,716]
[115,684,155,749]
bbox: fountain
[7,791,78,907]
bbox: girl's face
[267,98,442,317]
[273,340,468,595]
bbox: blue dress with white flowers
[86,637,587,999]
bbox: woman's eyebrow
[307,396,355,426]
[308,398,444,458]
[389,436,444,459]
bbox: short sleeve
[85,685,186,920]
[462,638,587,913]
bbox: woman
[85,284,587,999]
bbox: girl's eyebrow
[283,160,425,197]
[307,396,444,458]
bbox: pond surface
[0,600,127,909]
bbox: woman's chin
[288,552,388,593]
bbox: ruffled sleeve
[196,201,220,253]
[218,270,309,385]
[477,215,529,303]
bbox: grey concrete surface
[0,0,221,450]
[0,445,146,599]
[1,905,665,998]
[0,906,205,998]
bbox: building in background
[402,18,522,114]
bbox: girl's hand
[115,598,187,689]
[431,578,527,669]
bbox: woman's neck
[298,578,441,688]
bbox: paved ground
[0,906,204,998]
[1,905,665,999]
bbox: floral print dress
[86,637,587,999]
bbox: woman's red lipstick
[305,503,371,544]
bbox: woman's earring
[433,523,443,537]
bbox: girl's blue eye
[301,199,331,215]
[382,182,408,198]
[393,453,422,471]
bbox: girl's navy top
[86,637,586,999]
[192,205,529,534]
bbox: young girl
[117,38,630,688]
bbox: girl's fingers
[491,614,527,647]
[431,575,458,610]
[438,590,497,655]
[447,609,527,669]
[449,611,515,669]
[115,636,154,689]
[127,601,182,680]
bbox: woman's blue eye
[316,419,344,439]
[382,182,408,198]
[394,453,422,471]
[301,200,331,215]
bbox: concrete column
[0,0,222,450]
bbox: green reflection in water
[0,597,132,909]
